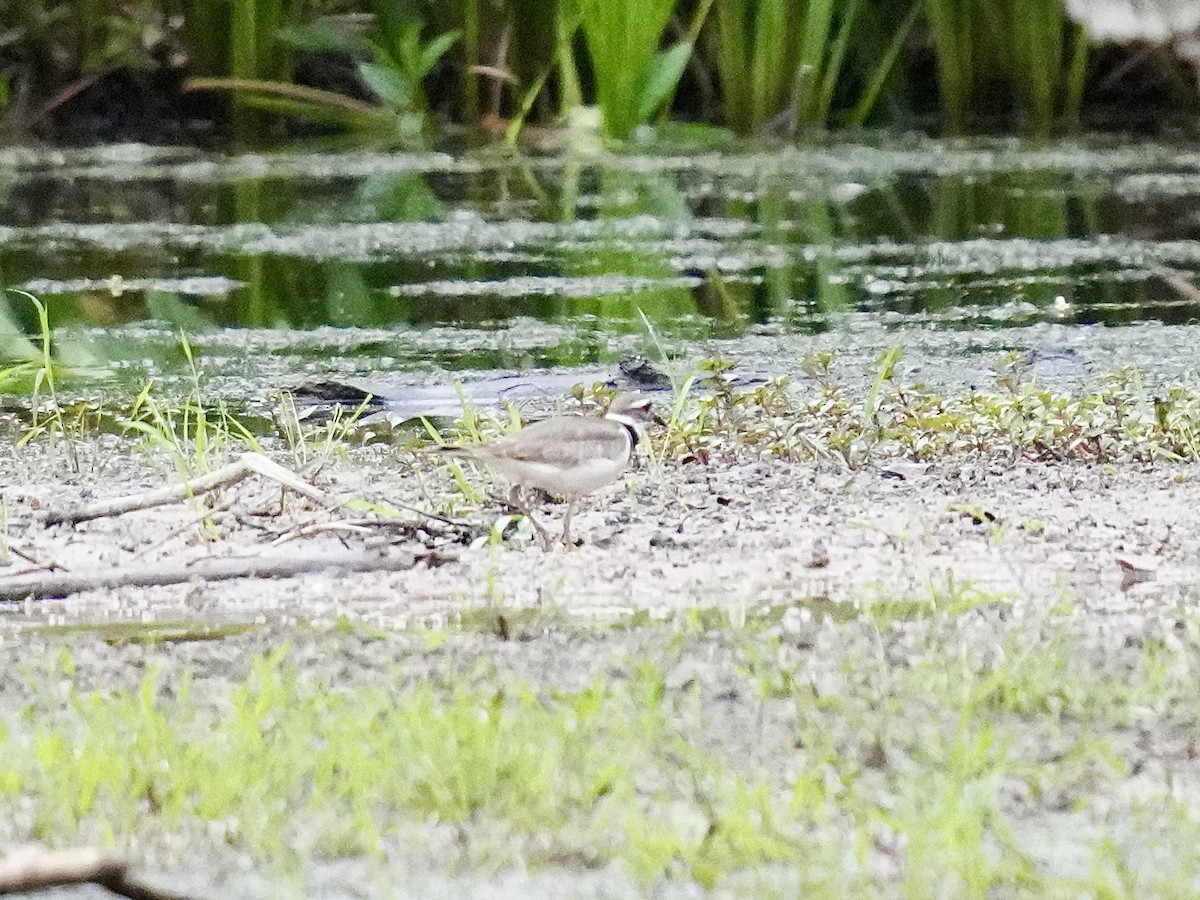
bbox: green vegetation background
[1,0,1186,148]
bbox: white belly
[487,454,628,497]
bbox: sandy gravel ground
[0,420,1197,898]
[0,437,1190,627]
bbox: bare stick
[0,846,191,899]
[0,547,452,602]
[42,453,462,540]
[129,499,236,562]
[6,545,51,568]
[376,499,466,528]
[270,521,375,546]
[1153,264,1200,303]
[44,453,331,526]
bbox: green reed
[921,0,1087,135]
[174,0,302,83]
[174,0,304,140]
[1009,0,1088,133]
[188,1,459,146]
[578,0,689,138]
[714,0,916,134]
[506,0,577,120]
[458,0,482,124]
[0,0,1119,144]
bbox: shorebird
[440,392,655,547]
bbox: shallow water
[3,134,1200,407]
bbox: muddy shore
[2,357,1200,896]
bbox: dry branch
[0,846,191,899]
[44,453,330,527]
[0,547,451,601]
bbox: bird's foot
[521,511,554,550]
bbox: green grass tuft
[5,607,1200,892]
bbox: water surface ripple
[2,136,1200,404]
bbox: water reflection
[1,139,1200,375]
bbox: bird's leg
[528,512,554,551]
[507,485,553,550]
[561,498,577,547]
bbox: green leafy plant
[634,347,1200,471]
[578,0,693,138]
[8,291,78,470]
[359,2,460,117]
[121,333,261,479]
[189,3,459,145]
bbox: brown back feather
[491,417,630,466]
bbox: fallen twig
[0,846,192,899]
[129,499,236,561]
[42,455,466,544]
[381,499,466,528]
[0,547,453,601]
[44,453,332,526]
[2,547,69,581]
[270,520,375,546]
[6,545,45,567]
[1153,264,1200,303]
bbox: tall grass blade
[715,0,873,134]
[579,0,682,137]
[812,0,858,125]
[1063,22,1089,130]
[637,42,693,123]
[847,1,919,126]
[795,0,836,124]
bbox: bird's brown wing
[496,417,629,467]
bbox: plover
[440,392,655,546]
